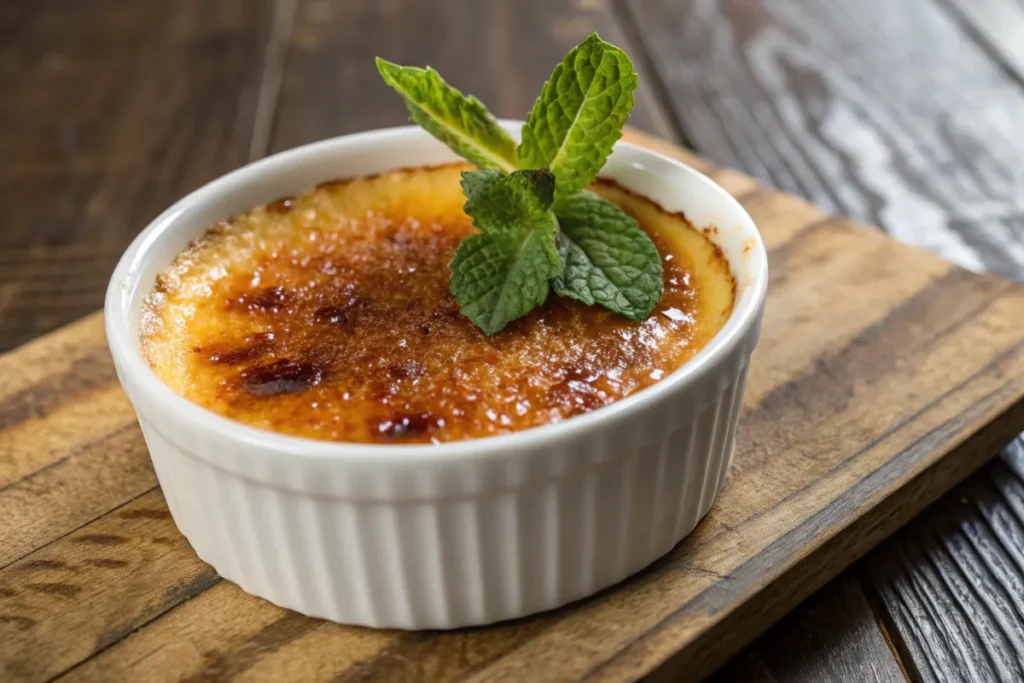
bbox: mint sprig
[377,33,662,335]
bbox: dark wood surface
[4,0,1024,680]
[268,0,678,150]
[708,574,908,683]
[864,442,1024,683]
[0,0,278,350]
[625,0,1024,281]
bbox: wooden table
[3,1,1024,680]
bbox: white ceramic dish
[105,123,767,629]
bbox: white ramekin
[105,123,767,629]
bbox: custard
[141,163,735,444]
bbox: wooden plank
[0,0,278,351]
[865,437,1024,683]
[1,134,1022,680]
[0,491,214,682]
[57,581,397,683]
[623,0,1024,281]
[707,574,908,683]
[268,0,677,153]
[0,316,156,568]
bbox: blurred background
[4,0,1024,681]
[5,0,1024,351]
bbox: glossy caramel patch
[141,164,735,444]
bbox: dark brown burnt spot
[242,359,323,396]
[204,220,235,239]
[152,275,170,295]
[433,301,461,319]
[548,367,607,416]
[201,332,275,365]
[232,286,291,313]
[266,196,296,213]
[387,361,426,381]
[313,294,364,329]
[377,413,437,439]
[313,305,347,326]
[0,587,16,598]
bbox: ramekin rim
[104,123,768,465]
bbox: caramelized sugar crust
[141,163,735,444]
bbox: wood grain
[865,439,1024,683]
[5,0,1024,680]
[0,0,278,351]
[624,0,1024,281]
[707,574,908,683]
[945,0,1024,85]
[0,491,212,681]
[0,316,155,567]
[0,134,1021,681]
[269,0,676,153]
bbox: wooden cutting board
[3,130,1024,683]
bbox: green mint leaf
[461,169,555,234]
[450,228,562,335]
[376,58,518,172]
[450,171,563,335]
[551,191,663,320]
[519,34,637,197]
[377,39,665,332]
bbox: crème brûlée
[140,163,736,444]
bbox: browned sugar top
[140,163,735,444]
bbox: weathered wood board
[2,131,1023,683]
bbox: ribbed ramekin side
[137,372,748,629]
[135,359,750,628]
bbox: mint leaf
[450,171,563,335]
[376,58,518,172]
[519,34,637,197]
[551,191,663,320]
[461,169,555,234]
[376,39,666,334]
[450,228,561,335]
